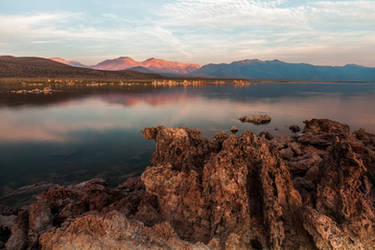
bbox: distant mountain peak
[144,57,156,62]
[118,56,136,61]
[92,57,200,74]
[231,59,288,65]
[344,63,366,68]
[143,58,166,64]
[232,59,263,64]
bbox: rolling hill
[0,56,162,79]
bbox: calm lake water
[1,82,375,197]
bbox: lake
[1,82,375,198]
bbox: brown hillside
[0,56,163,79]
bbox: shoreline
[1,77,374,89]
[1,118,375,249]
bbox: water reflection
[1,83,375,198]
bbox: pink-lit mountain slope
[92,57,200,74]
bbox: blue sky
[0,0,374,66]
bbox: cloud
[309,1,375,26]
[0,12,136,41]
[0,1,374,66]
[160,0,309,30]
[152,0,375,65]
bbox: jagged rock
[230,125,238,134]
[139,119,375,249]
[0,182,53,209]
[302,207,364,249]
[239,114,271,124]
[28,201,53,247]
[141,126,221,173]
[289,125,301,133]
[271,136,292,149]
[142,126,307,249]
[280,147,294,159]
[0,206,28,250]
[288,152,322,172]
[304,165,320,182]
[288,141,303,155]
[259,131,273,140]
[1,119,375,249]
[39,211,208,250]
[5,209,28,250]
[304,119,350,134]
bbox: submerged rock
[1,119,375,249]
[239,114,271,124]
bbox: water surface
[1,82,375,197]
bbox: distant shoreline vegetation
[1,77,375,95]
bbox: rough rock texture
[289,125,301,133]
[230,125,238,134]
[0,182,53,209]
[39,211,208,250]
[1,119,375,249]
[239,114,271,125]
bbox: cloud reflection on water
[1,86,375,143]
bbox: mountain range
[51,57,200,75]
[51,57,375,82]
[194,59,375,82]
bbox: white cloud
[160,0,309,29]
[309,1,375,25]
[152,0,375,65]
[0,12,136,41]
[0,1,374,66]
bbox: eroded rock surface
[230,125,238,134]
[1,119,375,249]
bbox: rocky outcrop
[1,119,375,249]
[39,211,208,250]
[289,125,301,133]
[0,182,53,209]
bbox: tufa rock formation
[1,119,375,249]
[289,125,301,133]
[230,125,239,134]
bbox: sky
[0,0,374,66]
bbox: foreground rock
[1,119,375,249]
[239,114,271,124]
[0,182,53,209]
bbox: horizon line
[1,54,373,69]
